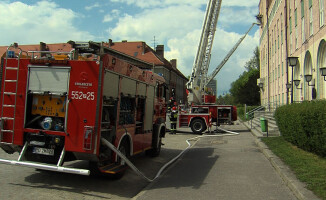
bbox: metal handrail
[246,106,264,116]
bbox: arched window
[317,40,326,99]
[304,51,313,100]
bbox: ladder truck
[180,0,260,134]
[0,41,167,177]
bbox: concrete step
[250,118,279,131]
[243,110,281,137]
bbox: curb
[242,121,320,200]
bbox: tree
[229,47,260,105]
[216,93,234,105]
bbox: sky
[0,0,260,96]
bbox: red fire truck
[0,42,167,177]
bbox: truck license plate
[33,147,54,156]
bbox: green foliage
[237,105,261,121]
[230,69,260,105]
[216,93,234,105]
[275,101,326,157]
[244,46,260,71]
[229,46,260,105]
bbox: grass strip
[261,137,326,200]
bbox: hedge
[275,100,326,157]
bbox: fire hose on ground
[101,127,240,182]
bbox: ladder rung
[3,105,15,108]
[1,129,14,133]
[6,67,18,70]
[4,92,16,95]
[5,80,17,83]
[1,117,14,120]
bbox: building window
[320,0,324,27]
[310,0,313,36]
[290,17,292,34]
[301,0,305,42]
[295,8,298,49]
[290,34,293,53]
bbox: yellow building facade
[258,0,326,109]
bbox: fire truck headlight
[41,117,53,130]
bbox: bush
[237,105,261,121]
[275,100,326,157]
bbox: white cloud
[103,9,121,23]
[219,6,259,28]
[103,14,114,22]
[223,0,260,7]
[108,5,204,43]
[110,0,259,9]
[85,3,100,11]
[106,2,260,94]
[110,0,204,8]
[0,1,94,45]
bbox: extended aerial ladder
[187,0,260,105]
[204,22,259,87]
[187,0,222,104]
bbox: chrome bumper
[0,158,90,175]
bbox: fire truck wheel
[191,118,206,135]
[146,135,162,157]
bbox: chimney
[40,42,48,57]
[170,59,177,68]
[142,42,145,55]
[108,39,113,47]
[156,45,164,59]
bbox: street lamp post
[288,57,299,103]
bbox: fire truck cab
[0,42,167,176]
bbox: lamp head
[288,56,299,67]
[304,74,312,82]
[320,67,326,76]
[286,82,292,89]
[293,79,301,87]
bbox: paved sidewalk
[133,123,301,200]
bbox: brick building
[107,40,188,104]
[258,0,326,109]
[0,40,188,104]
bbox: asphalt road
[0,132,192,200]
[0,123,298,200]
[135,123,298,200]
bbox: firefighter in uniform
[170,105,178,134]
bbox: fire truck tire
[146,125,163,157]
[147,135,162,157]
[113,139,130,179]
[190,118,206,135]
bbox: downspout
[266,4,270,111]
[284,0,289,104]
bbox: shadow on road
[151,147,218,189]
[18,147,185,199]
